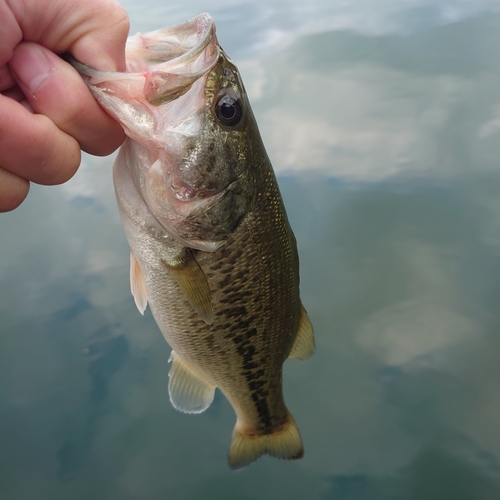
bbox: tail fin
[227,412,304,470]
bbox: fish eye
[215,95,242,127]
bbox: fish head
[73,13,257,251]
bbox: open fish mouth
[72,13,220,108]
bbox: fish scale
[71,12,314,469]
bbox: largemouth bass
[72,13,314,469]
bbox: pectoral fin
[288,305,315,360]
[130,251,148,315]
[168,351,216,413]
[161,248,213,324]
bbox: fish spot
[218,272,233,289]
[204,333,216,350]
[205,154,216,173]
[230,319,251,332]
[237,343,256,361]
[250,391,273,430]
[242,367,264,379]
[210,260,224,271]
[219,290,252,304]
[223,305,247,319]
[222,310,275,429]
[248,380,265,391]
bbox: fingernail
[10,43,55,97]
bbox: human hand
[0,0,130,212]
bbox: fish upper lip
[71,13,220,106]
[151,13,216,70]
[137,13,220,104]
[126,12,218,73]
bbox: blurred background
[2,1,500,498]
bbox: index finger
[5,0,129,70]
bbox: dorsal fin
[288,305,315,360]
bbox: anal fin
[130,251,148,315]
[168,351,216,414]
[289,304,315,360]
[161,248,213,325]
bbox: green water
[2,1,500,499]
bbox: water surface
[2,1,500,498]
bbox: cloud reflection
[240,14,500,181]
[119,0,499,54]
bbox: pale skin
[0,0,130,212]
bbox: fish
[71,13,314,469]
